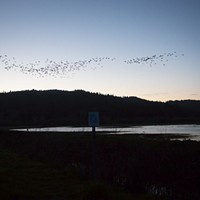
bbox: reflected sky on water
[13,124,200,140]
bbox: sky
[0,0,200,102]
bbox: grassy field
[0,148,136,200]
[0,130,199,199]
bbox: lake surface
[13,124,200,140]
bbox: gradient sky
[0,0,200,101]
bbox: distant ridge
[0,89,147,101]
[0,90,199,127]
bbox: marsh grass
[0,130,199,199]
[0,147,135,199]
[0,148,70,199]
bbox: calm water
[13,124,200,140]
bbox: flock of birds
[0,52,184,78]
[124,52,184,67]
[0,55,116,78]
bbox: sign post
[88,112,99,179]
[88,112,99,128]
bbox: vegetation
[0,130,199,199]
[0,89,199,199]
[0,90,200,127]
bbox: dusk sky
[0,0,200,101]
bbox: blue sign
[88,112,100,127]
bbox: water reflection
[13,124,200,140]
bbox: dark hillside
[0,90,199,127]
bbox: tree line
[0,90,199,127]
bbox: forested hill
[0,90,200,127]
